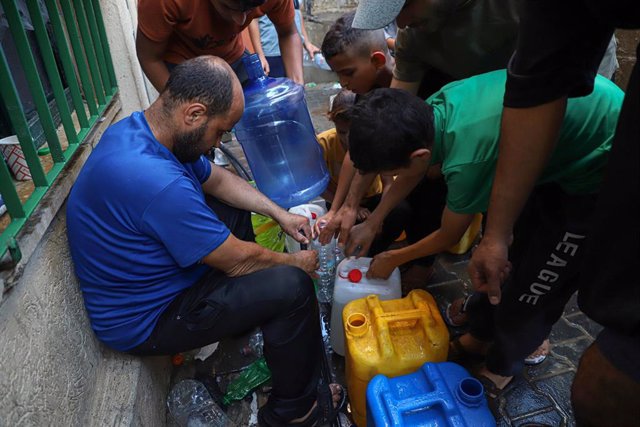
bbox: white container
[285,203,327,253]
[329,257,401,356]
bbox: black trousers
[467,185,598,376]
[130,196,322,423]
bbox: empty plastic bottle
[240,328,264,358]
[334,246,345,266]
[167,379,233,427]
[313,221,336,303]
[313,52,332,71]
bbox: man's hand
[368,250,399,280]
[468,238,512,305]
[277,212,311,244]
[345,220,378,257]
[290,250,319,275]
[258,54,270,75]
[304,42,320,56]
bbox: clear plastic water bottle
[334,246,345,266]
[167,379,233,427]
[313,221,336,303]
[240,328,264,358]
[313,52,332,71]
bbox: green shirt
[428,70,623,214]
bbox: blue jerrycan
[367,362,496,426]
[234,54,329,208]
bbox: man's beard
[172,123,209,163]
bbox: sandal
[444,295,471,327]
[448,336,485,364]
[524,339,550,366]
[258,383,346,427]
[476,374,514,416]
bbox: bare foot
[478,366,513,390]
[288,383,343,425]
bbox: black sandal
[476,374,514,417]
[258,383,346,427]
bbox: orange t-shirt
[138,0,294,65]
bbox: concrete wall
[0,1,170,425]
[99,0,159,114]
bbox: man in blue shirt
[67,56,343,426]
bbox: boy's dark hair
[349,88,434,173]
[328,89,357,122]
[162,56,234,117]
[235,0,267,12]
[321,11,387,60]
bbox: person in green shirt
[345,71,623,392]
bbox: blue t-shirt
[67,111,230,351]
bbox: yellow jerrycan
[343,289,449,427]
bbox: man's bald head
[162,56,239,118]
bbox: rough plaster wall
[308,0,358,14]
[0,213,101,426]
[98,0,156,115]
[0,205,171,427]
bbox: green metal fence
[0,0,117,265]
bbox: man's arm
[368,208,474,279]
[201,233,317,277]
[248,20,270,75]
[274,20,304,83]
[202,162,311,243]
[136,31,171,92]
[298,10,320,56]
[469,98,567,303]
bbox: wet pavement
[167,83,600,426]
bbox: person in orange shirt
[136,0,304,91]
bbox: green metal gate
[0,0,117,265]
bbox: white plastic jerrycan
[329,257,401,356]
[285,203,327,253]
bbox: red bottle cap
[171,353,185,366]
[311,213,317,220]
[348,269,363,283]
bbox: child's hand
[356,207,371,221]
[368,251,398,280]
[313,212,334,239]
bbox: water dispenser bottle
[234,54,330,208]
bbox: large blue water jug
[234,54,329,208]
[367,362,495,426]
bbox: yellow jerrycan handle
[366,291,443,359]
